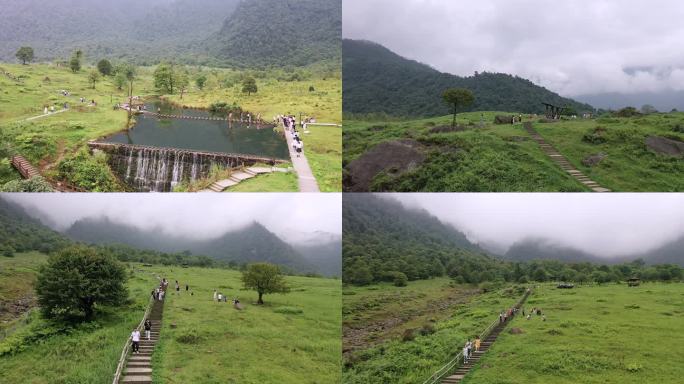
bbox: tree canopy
[36,245,128,322]
[15,46,34,65]
[442,88,475,127]
[241,263,290,304]
[241,77,258,95]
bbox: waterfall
[91,143,276,192]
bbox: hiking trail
[424,289,532,384]
[115,283,166,384]
[524,122,611,192]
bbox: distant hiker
[463,344,469,363]
[144,319,152,340]
[217,293,223,302]
[175,281,180,293]
[131,329,141,354]
[542,315,546,322]
[213,290,217,301]
[499,312,503,324]
[44,106,48,114]
[467,340,472,357]
[295,140,303,157]
[526,314,531,320]
[475,336,481,352]
[522,308,525,317]
[185,284,189,291]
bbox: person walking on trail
[144,319,152,340]
[499,312,503,324]
[131,329,141,354]
[175,280,180,294]
[213,290,217,301]
[463,343,469,363]
[467,340,472,358]
[295,140,303,157]
[185,284,189,292]
[475,336,481,352]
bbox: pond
[103,99,289,160]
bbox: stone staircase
[118,290,165,384]
[523,122,611,192]
[204,167,289,192]
[440,325,504,384]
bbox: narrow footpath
[117,284,166,384]
[282,123,320,192]
[524,122,611,192]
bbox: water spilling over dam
[89,142,287,192]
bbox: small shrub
[419,324,436,336]
[625,362,643,372]
[401,328,415,342]
[583,127,608,144]
[393,272,408,287]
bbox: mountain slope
[343,39,594,117]
[503,239,604,263]
[0,0,235,64]
[293,238,342,277]
[64,218,319,273]
[0,197,69,254]
[343,194,500,284]
[206,0,341,68]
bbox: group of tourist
[462,336,481,363]
[174,280,193,295]
[151,278,169,301]
[281,115,305,157]
[499,306,519,324]
[213,290,241,306]
[524,306,546,321]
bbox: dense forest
[0,0,340,68]
[0,197,338,276]
[343,194,684,286]
[342,39,594,118]
[206,0,341,68]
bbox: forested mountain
[342,39,594,118]
[343,194,500,284]
[206,0,341,68]
[64,218,320,273]
[342,194,683,285]
[0,197,68,255]
[0,0,340,67]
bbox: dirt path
[524,122,611,192]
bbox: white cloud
[344,0,684,96]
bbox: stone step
[124,367,152,375]
[125,362,151,368]
[120,376,152,383]
[127,356,151,362]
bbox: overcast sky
[6,194,341,243]
[343,0,684,97]
[389,193,684,258]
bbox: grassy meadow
[343,111,684,192]
[342,278,527,384]
[0,252,159,384]
[152,266,341,384]
[0,62,341,191]
[462,282,684,384]
[0,253,341,384]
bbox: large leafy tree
[36,245,128,321]
[154,63,177,94]
[241,262,290,304]
[88,69,101,89]
[442,88,475,128]
[15,46,34,65]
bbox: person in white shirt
[463,345,469,363]
[295,140,303,157]
[131,329,141,354]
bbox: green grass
[227,171,298,192]
[0,253,341,384]
[0,253,159,384]
[535,114,684,191]
[462,283,684,384]
[0,63,341,191]
[344,112,683,191]
[0,252,46,328]
[149,266,341,384]
[343,279,527,384]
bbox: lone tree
[88,69,101,89]
[242,77,258,96]
[176,69,190,99]
[195,74,208,91]
[35,245,127,322]
[16,46,34,65]
[153,63,176,94]
[241,262,290,304]
[97,59,113,76]
[442,88,475,128]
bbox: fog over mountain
[4,194,341,245]
[344,0,684,101]
[389,193,684,261]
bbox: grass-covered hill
[342,39,593,118]
[343,111,684,192]
[0,0,340,68]
[206,0,342,68]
